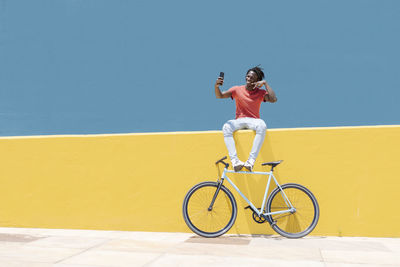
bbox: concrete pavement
[0,227,399,267]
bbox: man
[215,66,277,172]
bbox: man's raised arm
[263,81,277,103]
[215,77,232,99]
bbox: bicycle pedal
[244,205,257,213]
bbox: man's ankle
[246,158,255,166]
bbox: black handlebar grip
[215,156,227,164]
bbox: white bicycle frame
[221,168,296,218]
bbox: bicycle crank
[244,206,266,224]
[252,211,267,224]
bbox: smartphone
[219,72,224,79]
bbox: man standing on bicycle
[215,66,277,172]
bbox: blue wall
[1,0,399,136]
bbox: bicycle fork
[208,180,223,211]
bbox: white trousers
[222,117,267,164]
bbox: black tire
[266,183,319,238]
[182,181,237,238]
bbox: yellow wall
[0,126,399,237]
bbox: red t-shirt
[228,85,267,119]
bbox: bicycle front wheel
[266,183,319,238]
[182,181,237,238]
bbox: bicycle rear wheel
[266,183,319,238]
[182,181,237,238]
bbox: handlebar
[215,156,229,168]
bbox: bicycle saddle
[261,160,283,167]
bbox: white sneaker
[232,160,244,172]
[244,159,255,172]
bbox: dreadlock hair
[247,65,265,81]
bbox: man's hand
[252,80,267,88]
[215,77,224,87]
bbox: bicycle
[182,156,319,238]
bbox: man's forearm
[215,85,223,98]
[266,84,277,102]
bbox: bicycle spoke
[185,183,235,235]
[267,184,319,238]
